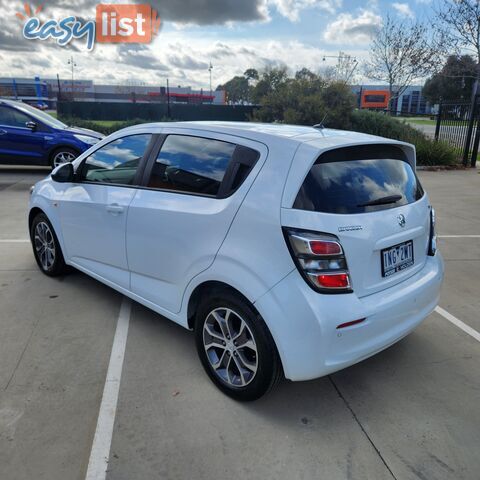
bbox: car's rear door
[58,133,155,289]
[126,129,267,315]
[281,142,431,298]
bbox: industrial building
[0,77,431,115]
[0,77,225,108]
[351,85,432,114]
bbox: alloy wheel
[34,221,56,271]
[203,307,258,387]
[53,151,76,168]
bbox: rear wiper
[357,194,402,208]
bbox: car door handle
[106,204,124,215]
[0,129,6,135]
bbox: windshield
[14,102,67,129]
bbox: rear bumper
[254,253,444,381]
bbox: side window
[0,106,31,128]
[147,135,236,196]
[80,134,152,186]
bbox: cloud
[117,44,169,72]
[168,54,209,70]
[392,2,415,18]
[268,0,342,22]
[0,29,32,51]
[209,42,235,59]
[3,0,342,37]
[323,10,382,44]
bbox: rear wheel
[50,147,78,169]
[195,290,282,401]
[30,213,68,276]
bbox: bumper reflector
[336,318,366,329]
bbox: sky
[0,0,436,89]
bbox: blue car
[0,99,104,169]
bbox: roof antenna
[313,112,328,130]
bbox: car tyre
[30,213,68,277]
[195,290,282,401]
[50,147,78,170]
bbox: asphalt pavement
[0,166,479,480]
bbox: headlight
[74,134,100,145]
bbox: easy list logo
[17,3,161,51]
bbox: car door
[0,105,47,165]
[126,130,266,315]
[58,133,154,289]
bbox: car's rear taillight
[428,207,437,256]
[283,227,352,294]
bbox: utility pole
[166,78,171,119]
[208,62,213,102]
[56,73,61,101]
[322,52,358,84]
[67,56,77,101]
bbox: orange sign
[360,90,390,109]
[96,4,160,44]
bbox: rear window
[293,145,424,214]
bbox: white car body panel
[126,128,269,314]
[29,121,444,381]
[60,184,136,289]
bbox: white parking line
[435,306,480,343]
[0,239,29,243]
[438,235,480,238]
[85,297,132,480]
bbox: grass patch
[404,118,437,126]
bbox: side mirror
[51,162,74,183]
[26,121,37,131]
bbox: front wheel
[30,213,68,276]
[50,148,78,170]
[195,291,282,401]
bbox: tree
[435,0,480,93]
[333,52,359,84]
[244,68,259,82]
[251,68,355,128]
[216,75,250,104]
[423,55,477,103]
[365,15,443,111]
[250,66,289,104]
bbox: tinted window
[148,135,235,196]
[0,106,31,128]
[81,134,151,185]
[294,147,424,214]
[13,102,67,129]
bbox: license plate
[381,240,414,277]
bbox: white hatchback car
[29,122,444,400]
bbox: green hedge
[350,110,458,166]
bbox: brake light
[284,228,352,293]
[315,273,350,289]
[428,207,437,256]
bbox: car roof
[123,120,391,146]
[0,98,23,107]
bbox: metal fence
[435,96,480,167]
[57,101,259,123]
